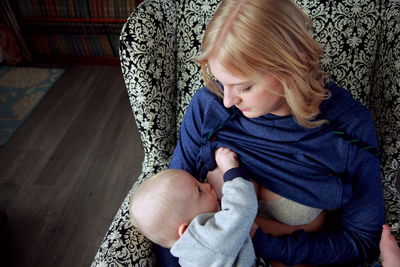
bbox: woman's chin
[242,111,260,118]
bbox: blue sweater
[168,82,384,265]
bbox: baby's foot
[380,224,400,267]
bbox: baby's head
[129,169,219,248]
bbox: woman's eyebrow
[229,81,250,86]
[218,80,251,87]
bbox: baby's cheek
[206,168,224,199]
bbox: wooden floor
[0,65,144,267]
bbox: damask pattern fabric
[91,0,400,266]
[369,0,400,238]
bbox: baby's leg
[380,224,400,267]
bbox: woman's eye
[238,86,251,92]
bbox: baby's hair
[129,169,185,248]
[197,0,330,128]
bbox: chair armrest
[91,178,156,267]
[92,1,178,266]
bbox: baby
[129,147,258,266]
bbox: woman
[160,0,384,265]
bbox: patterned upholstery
[370,1,400,237]
[91,0,400,266]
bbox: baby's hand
[215,147,239,173]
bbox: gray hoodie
[170,177,258,267]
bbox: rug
[0,66,65,146]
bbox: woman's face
[208,58,291,118]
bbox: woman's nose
[223,88,241,108]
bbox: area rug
[0,66,65,146]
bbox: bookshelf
[13,0,143,65]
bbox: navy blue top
[168,82,384,265]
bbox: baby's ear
[178,223,189,237]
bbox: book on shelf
[105,23,123,56]
[86,23,107,57]
[12,0,143,63]
[16,0,138,19]
[23,21,123,58]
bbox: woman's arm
[168,88,217,175]
[253,119,384,265]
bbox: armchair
[92,0,400,266]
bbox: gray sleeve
[171,177,258,267]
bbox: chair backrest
[120,0,178,176]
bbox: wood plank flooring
[0,65,144,267]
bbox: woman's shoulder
[322,82,373,123]
[188,86,227,115]
[191,86,219,102]
[322,82,378,146]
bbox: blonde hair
[129,169,189,248]
[197,0,330,128]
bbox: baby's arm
[172,152,258,266]
[214,147,259,196]
[215,147,259,237]
[206,147,239,199]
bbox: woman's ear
[178,223,189,237]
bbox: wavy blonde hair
[197,0,330,128]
